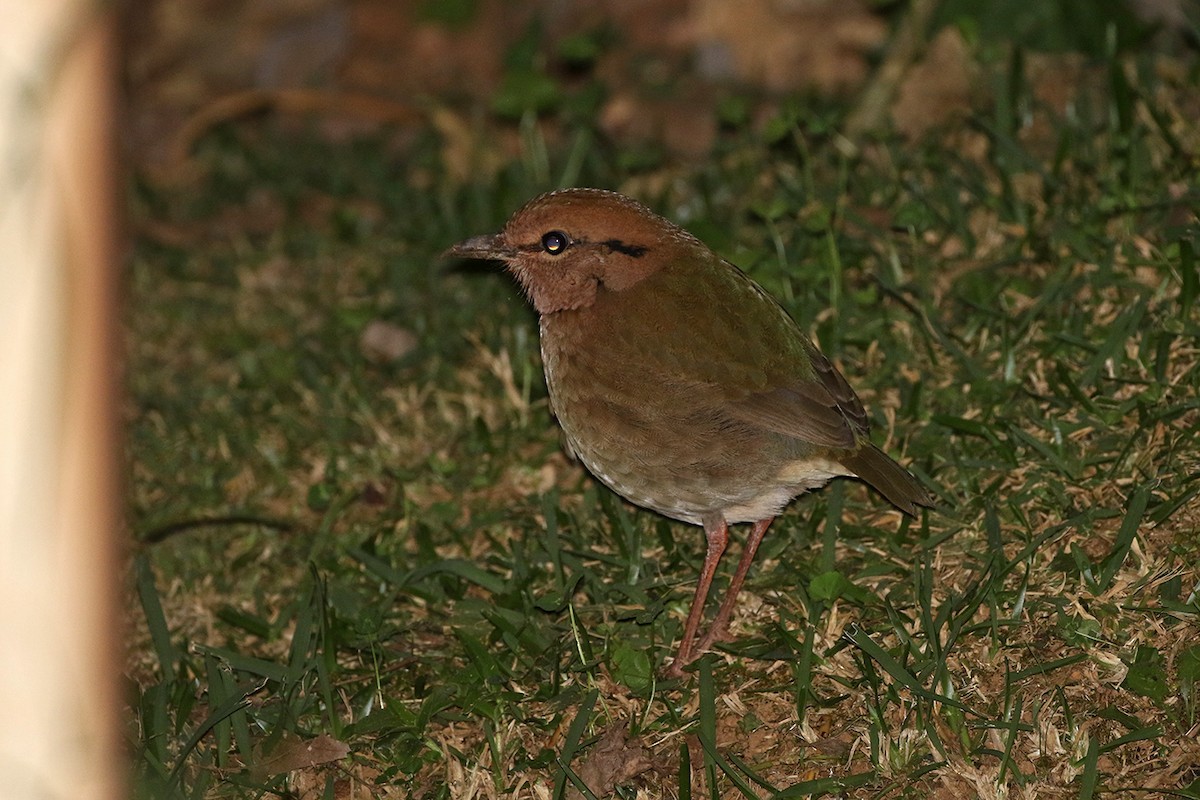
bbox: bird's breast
[538,307,835,526]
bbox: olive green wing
[725,338,869,449]
[599,253,871,451]
[703,261,870,449]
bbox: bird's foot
[694,622,733,655]
[662,659,688,679]
[663,624,733,678]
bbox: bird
[445,188,933,676]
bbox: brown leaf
[360,320,418,364]
[891,26,976,139]
[252,733,350,778]
[565,723,652,800]
[688,0,885,92]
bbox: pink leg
[695,517,773,653]
[665,514,729,677]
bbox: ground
[123,1,1200,798]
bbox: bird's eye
[541,230,569,255]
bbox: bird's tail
[841,443,934,516]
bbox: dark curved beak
[442,233,514,262]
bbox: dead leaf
[688,0,886,92]
[565,723,652,800]
[891,26,976,139]
[251,732,350,779]
[360,320,418,364]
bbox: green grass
[125,44,1200,799]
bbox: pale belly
[556,399,852,527]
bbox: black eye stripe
[601,239,648,258]
[529,233,651,258]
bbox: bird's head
[445,188,699,314]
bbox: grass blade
[553,689,598,800]
[136,554,179,682]
[1098,484,1151,591]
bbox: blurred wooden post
[0,2,123,799]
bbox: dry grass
[124,51,1200,800]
